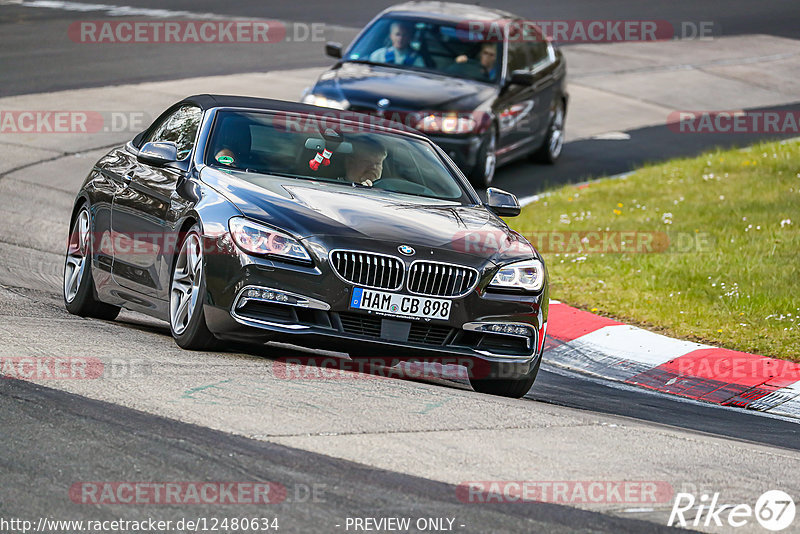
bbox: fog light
[483,324,532,337]
[241,288,294,305]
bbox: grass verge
[513,139,800,361]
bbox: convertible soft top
[179,94,421,136]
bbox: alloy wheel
[64,209,90,303]
[170,233,203,335]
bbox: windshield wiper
[346,59,386,67]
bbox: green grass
[513,139,800,361]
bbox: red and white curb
[544,301,800,419]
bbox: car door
[111,105,202,302]
[90,149,138,291]
[525,29,559,148]
[494,37,536,160]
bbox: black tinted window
[206,111,471,203]
[525,30,549,65]
[146,105,202,159]
[506,41,529,73]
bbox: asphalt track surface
[1,377,679,533]
[1,1,800,532]
[2,0,800,95]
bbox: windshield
[347,17,502,83]
[205,110,472,203]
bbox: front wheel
[468,125,497,188]
[169,225,217,350]
[469,356,541,398]
[63,204,121,320]
[532,99,565,164]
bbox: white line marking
[3,0,358,32]
[568,324,710,367]
[7,0,230,18]
[518,191,552,207]
[591,131,631,140]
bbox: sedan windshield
[346,17,503,83]
[205,110,472,202]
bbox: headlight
[228,217,312,263]
[301,94,349,110]
[489,259,545,292]
[415,113,477,134]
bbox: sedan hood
[200,167,533,262]
[315,62,498,111]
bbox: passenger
[449,42,499,81]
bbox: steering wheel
[373,178,436,197]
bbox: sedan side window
[524,28,550,69]
[146,105,202,160]
[506,41,529,74]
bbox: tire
[169,224,217,350]
[468,125,497,188]
[469,355,541,398]
[532,99,565,164]
[63,204,121,320]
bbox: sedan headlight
[489,259,545,292]
[301,94,349,110]
[228,217,312,263]
[416,113,477,134]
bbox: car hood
[201,167,534,263]
[315,62,498,111]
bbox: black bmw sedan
[302,1,568,187]
[64,95,548,398]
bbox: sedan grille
[330,250,404,290]
[407,261,479,297]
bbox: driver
[344,138,387,187]
[369,21,425,67]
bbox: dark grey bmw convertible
[64,95,548,397]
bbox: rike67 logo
[669,490,795,531]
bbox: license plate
[350,288,451,321]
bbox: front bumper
[202,235,548,380]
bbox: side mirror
[138,141,178,167]
[486,187,520,217]
[508,69,535,86]
[325,42,342,59]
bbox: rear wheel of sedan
[469,125,497,188]
[532,99,565,164]
[169,225,217,350]
[469,355,541,398]
[63,204,121,320]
